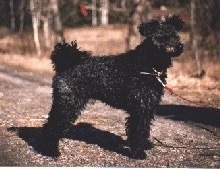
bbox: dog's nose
[178,43,183,51]
[171,43,183,57]
[178,43,184,53]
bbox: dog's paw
[144,140,154,150]
[131,149,146,160]
[41,146,61,158]
[39,134,61,158]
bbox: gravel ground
[0,64,219,167]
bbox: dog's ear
[163,15,184,31]
[138,20,160,37]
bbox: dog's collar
[140,68,164,77]
[140,68,166,87]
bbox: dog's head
[138,15,184,57]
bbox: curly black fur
[43,15,184,159]
[51,40,91,72]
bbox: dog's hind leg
[42,80,88,157]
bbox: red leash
[140,69,220,110]
[164,86,219,109]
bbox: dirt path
[0,64,219,167]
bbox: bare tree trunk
[125,0,151,51]
[92,0,97,26]
[126,2,137,51]
[42,1,51,49]
[145,1,152,21]
[51,0,64,42]
[30,0,42,56]
[43,16,51,49]
[100,0,108,26]
[121,0,126,10]
[19,0,26,33]
[9,0,15,31]
[32,16,41,56]
[190,0,201,74]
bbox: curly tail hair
[51,41,91,72]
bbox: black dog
[43,15,184,159]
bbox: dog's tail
[51,40,90,72]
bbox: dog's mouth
[166,43,183,57]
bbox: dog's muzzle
[166,43,183,57]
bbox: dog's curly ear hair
[138,20,160,37]
[164,15,184,31]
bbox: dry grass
[0,25,219,108]
[167,56,220,108]
[0,54,53,75]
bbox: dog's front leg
[125,91,153,159]
[125,112,151,160]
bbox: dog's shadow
[8,105,219,158]
[7,122,135,158]
[157,104,220,127]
